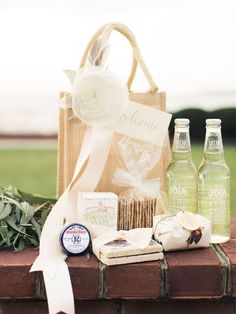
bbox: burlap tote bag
[57,22,170,229]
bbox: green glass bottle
[166,118,197,214]
[198,119,230,243]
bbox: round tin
[60,223,91,255]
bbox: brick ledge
[0,220,236,313]
[1,299,236,314]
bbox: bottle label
[170,186,186,196]
[205,131,223,152]
[178,139,188,150]
[175,131,190,151]
[198,185,229,225]
[168,183,197,213]
[208,139,221,151]
[208,187,227,199]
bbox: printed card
[77,192,118,235]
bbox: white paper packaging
[153,211,211,251]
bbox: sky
[0,0,236,134]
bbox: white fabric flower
[72,66,128,126]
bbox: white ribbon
[31,65,130,314]
[30,126,113,314]
[112,168,160,198]
[92,228,153,260]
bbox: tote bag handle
[80,22,158,92]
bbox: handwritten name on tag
[109,101,172,146]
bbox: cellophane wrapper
[112,136,167,230]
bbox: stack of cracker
[118,195,164,230]
[118,196,165,230]
[97,239,163,266]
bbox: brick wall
[0,220,236,313]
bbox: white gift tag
[109,101,172,146]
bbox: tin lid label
[60,224,90,255]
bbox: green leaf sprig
[0,186,56,251]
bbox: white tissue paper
[153,211,211,251]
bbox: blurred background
[0,0,235,214]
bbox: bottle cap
[60,223,91,255]
[174,118,190,125]
[206,119,221,126]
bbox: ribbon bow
[112,168,160,199]
[92,228,153,260]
